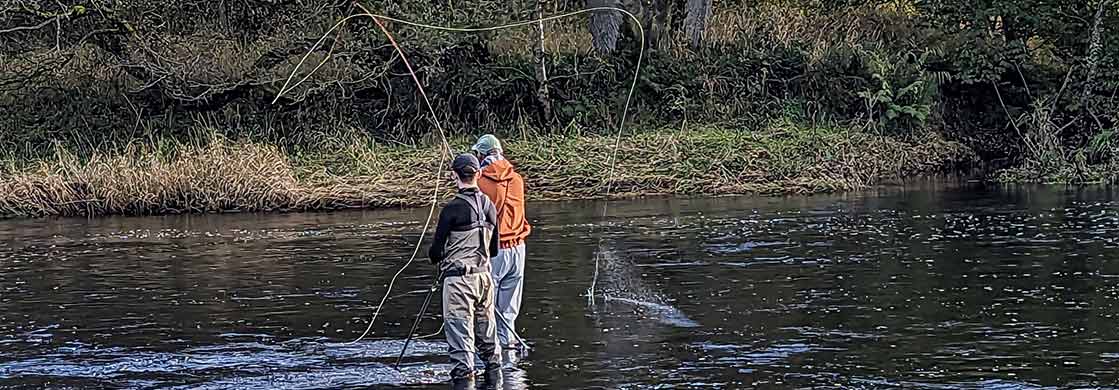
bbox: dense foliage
[1,0,1116,180]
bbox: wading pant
[443,272,501,379]
[490,244,525,350]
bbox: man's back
[428,153,504,388]
[477,159,531,248]
[429,188,500,276]
[475,151,531,367]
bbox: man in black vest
[428,153,503,389]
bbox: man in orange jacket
[471,134,531,367]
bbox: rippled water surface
[2,180,1118,389]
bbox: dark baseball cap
[451,153,480,178]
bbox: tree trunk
[621,0,644,46]
[1081,0,1106,108]
[588,0,622,54]
[684,0,712,49]
[645,0,671,52]
[535,0,552,122]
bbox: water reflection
[1,179,1118,388]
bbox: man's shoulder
[479,192,498,210]
[447,191,492,208]
[442,195,471,212]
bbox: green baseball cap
[470,134,503,155]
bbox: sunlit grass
[0,124,972,217]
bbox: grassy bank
[996,155,1119,185]
[0,125,973,217]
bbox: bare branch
[1050,65,1076,113]
[0,16,57,35]
[1014,63,1031,99]
[992,80,1038,157]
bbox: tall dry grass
[699,3,893,65]
[0,125,972,217]
[0,143,302,216]
[513,125,972,198]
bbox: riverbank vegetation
[0,0,1115,216]
[0,125,970,217]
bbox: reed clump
[0,142,302,216]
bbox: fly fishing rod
[394,270,443,369]
[276,1,645,347]
[495,305,530,357]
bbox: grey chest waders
[394,192,492,370]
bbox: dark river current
[1,180,1117,389]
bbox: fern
[1088,128,1117,161]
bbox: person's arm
[513,174,526,220]
[428,206,454,264]
[488,200,500,257]
[513,173,532,236]
[492,182,508,217]
[479,177,504,216]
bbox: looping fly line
[273,3,645,344]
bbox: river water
[1,180,1117,389]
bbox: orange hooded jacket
[477,158,531,248]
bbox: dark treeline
[1,0,1116,181]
